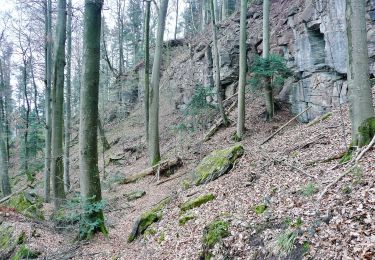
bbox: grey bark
[174,0,179,40]
[51,0,67,209]
[0,62,11,197]
[44,0,52,202]
[346,0,375,146]
[210,0,229,126]
[148,0,169,166]
[144,0,151,143]
[79,0,107,238]
[262,0,274,120]
[236,0,247,140]
[64,0,72,192]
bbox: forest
[0,0,374,259]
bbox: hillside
[1,0,375,259]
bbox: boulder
[124,190,146,202]
[7,192,44,220]
[193,144,244,186]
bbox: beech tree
[64,0,73,192]
[346,0,375,147]
[144,0,151,143]
[262,0,273,120]
[236,0,247,140]
[79,0,107,238]
[51,0,67,208]
[44,0,52,202]
[210,0,228,126]
[148,0,169,166]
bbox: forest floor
[1,87,375,260]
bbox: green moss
[128,197,171,243]
[179,214,196,225]
[253,204,267,214]
[144,227,157,236]
[158,232,165,243]
[357,117,375,147]
[202,220,230,248]
[7,192,44,220]
[300,183,318,197]
[194,145,244,186]
[124,190,146,201]
[181,179,191,190]
[12,245,40,260]
[0,225,13,250]
[179,193,215,213]
[340,147,354,164]
[16,232,26,245]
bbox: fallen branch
[286,134,326,154]
[260,106,311,145]
[318,135,375,200]
[203,100,238,142]
[120,157,183,184]
[0,186,28,204]
[306,112,332,127]
[156,171,187,186]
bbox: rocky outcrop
[159,0,375,122]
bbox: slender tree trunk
[222,0,228,20]
[22,62,30,175]
[174,0,179,40]
[236,0,247,140]
[64,0,72,192]
[79,0,107,239]
[0,62,11,197]
[346,0,375,147]
[144,0,151,144]
[97,117,110,151]
[148,0,169,166]
[262,0,273,120]
[51,0,67,209]
[210,0,229,126]
[44,0,53,202]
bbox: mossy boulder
[179,193,215,213]
[193,144,244,186]
[179,214,196,225]
[201,220,230,258]
[7,192,44,220]
[124,190,146,201]
[357,117,375,147]
[127,196,171,243]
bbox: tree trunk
[148,0,169,166]
[22,61,30,175]
[222,0,228,20]
[97,117,110,151]
[236,0,247,140]
[346,0,375,147]
[262,0,274,120]
[210,0,229,126]
[51,0,67,209]
[79,0,107,239]
[144,0,151,144]
[174,0,179,40]
[0,62,11,197]
[64,0,73,192]
[44,0,52,203]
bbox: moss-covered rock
[357,117,375,147]
[201,220,230,258]
[193,144,244,186]
[127,196,171,243]
[7,192,44,220]
[124,190,146,201]
[179,214,196,225]
[179,193,215,213]
[12,245,40,260]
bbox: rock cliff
[156,0,375,122]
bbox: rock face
[159,0,375,122]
